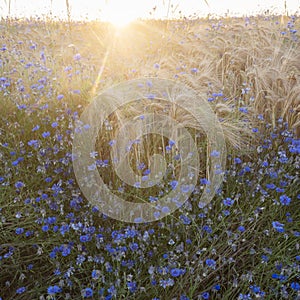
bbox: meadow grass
[0,13,299,300]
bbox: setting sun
[99,0,140,27]
[104,14,135,28]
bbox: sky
[0,0,299,25]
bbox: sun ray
[86,25,118,97]
[91,48,110,97]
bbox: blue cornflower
[174,154,181,160]
[280,180,288,187]
[25,230,33,237]
[15,181,24,189]
[129,242,139,251]
[108,285,116,295]
[159,278,174,288]
[222,210,230,216]
[127,281,137,293]
[137,162,145,170]
[15,227,24,235]
[203,225,212,233]
[12,159,20,166]
[138,176,147,185]
[250,285,262,294]
[205,258,216,269]
[17,104,26,109]
[200,178,211,185]
[238,294,252,300]
[180,184,191,193]
[213,92,223,97]
[143,169,151,175]
[45,177,52,183]
[201,292,210,299]
[108,139,116,146]
[170,268,183,277]
[153,211,160,219]
[170,180,178,190]
[185,239,192,245]
[51,175,62,189]
[134,182,141,188]
[234,157,242,164]
[42,131,50,138]
[180,214,191,225]
[266,183,276,190]
[147,93,155,99]
[291,282,300,291]
[169,140,175,147]
[16,287,26,294]
[161,206,170,214]
[42,225,49,232]
[59,224,70,235]
[211,150,220,157]
[47,285,62,294]
[81,287,93,298]
[61,246,71,257]
[149,196,158,203]
[223,197,234,206]
[198,211,206,219]
[269,171,278,179]
[279,195,291,206]
[76,254,86,265]
[80,234,92,243]
[54,268,61,275]
[271,273,286,281]
[42,193,48,200]
[28,139,39,147]
[74,53,81,60]
[272,221,285,233]
[239,107,248,113]
[238,225,245,232]
[91,269,100,280]
[47,216,56,224]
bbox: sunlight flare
[101,1,140,28]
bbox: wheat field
[0,13,299,299]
